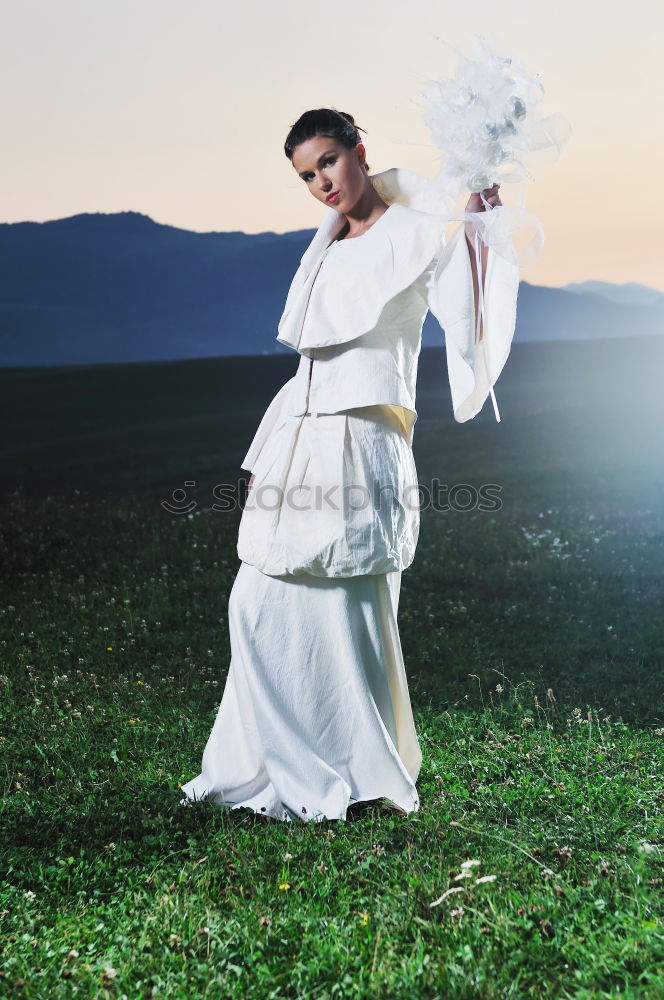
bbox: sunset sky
[2,0,662,291]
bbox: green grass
[1,488,662,999]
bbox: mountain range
[0,211,661,367]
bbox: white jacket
[241,166,519,469]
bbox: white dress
[180,167,519,822]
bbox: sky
[2,0,663,291]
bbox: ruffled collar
[297,167,449,274]
[276,168,450,353]
[369,166,453,214]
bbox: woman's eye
[303,157,336,181]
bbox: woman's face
[292,135,367,212]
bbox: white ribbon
[473,190,501,422]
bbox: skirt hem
[178,787,420,824]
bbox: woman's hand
[464,183,501,243]
[248,473,256,493]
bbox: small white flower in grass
[429,886,464,907]
[283,853,293,861]
[24,890,36,900]
[475,874,498,884]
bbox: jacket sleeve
[239,375,296,473]
[421,221,520,423]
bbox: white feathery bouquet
[419,35,571,267]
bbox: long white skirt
[180,559,422,823]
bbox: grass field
[1,337,663,998]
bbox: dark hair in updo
[284,108,370,171]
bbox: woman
[180,109,518,823]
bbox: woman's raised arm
[420,187,520,423]
[463,183,502,343]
